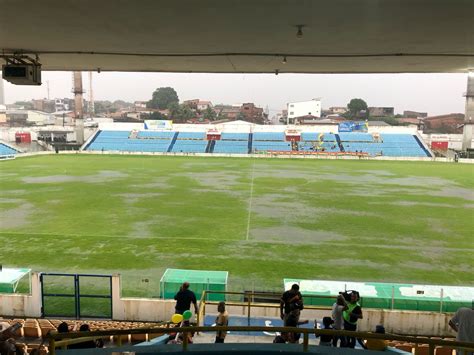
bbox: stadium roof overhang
[1,0,473,74]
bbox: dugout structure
[160,269,228,301]
[284,279,474,312]
[0,268,31,293]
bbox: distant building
[183,99,200,110]
[197,100,212,111]
[369,107,394,117]
[423,113,464,134]
[182,99,213,111]
[403,110,428,118]
[215,105,241,119]
[134,101,147,110]
[54,98,72,112]
[287,99,322,123]
[397,117,422,125]
[240,103,264,124]
[295,116,337,125]
[33,99,56,113]
[6,110,53,126]
[329,106,347,115]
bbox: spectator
[318,317,334,346]
[57,322,69,334]
[449,307,474,355]
[342,291,363,348]
[215,301,229,343]
[365,325,388,351]
[280,284,303,326]
[0,322,22,355]
[69,324,98,349]
[332,294,348,347]
[283,309,308,344]
[174,282,198,316]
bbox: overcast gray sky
[3,72,468,116]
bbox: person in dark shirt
[174,282,198,315]
[317,317,334,346]
[280,284,303,326]
[342,291,363,348]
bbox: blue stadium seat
[253,132,285,141]
[341,133,429,157]
[221,132,249,141]
[0,143,18,156]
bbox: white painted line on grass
[245,159,256,241]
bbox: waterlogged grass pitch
[0,155,473,297]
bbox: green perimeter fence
[284,279,474,313]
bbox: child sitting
[317,317,334,346]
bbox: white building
[197,100,213,111]
[6,110,54,126]
[287,99,321,123]
[55,98,70,112]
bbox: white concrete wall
[99,122,144,131]
[420,133,474,151]
[111,275,176,322]
[0,273,41,318]
[0,274,460,337]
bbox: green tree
[142,111,167,120]
[347,98,368,119]
[94,100,113,114]
[147,87,179,109]
[167,102,180,118]
[167,103,195,122]
[202,107,217,121]
[179,104,195,120]
[217,113,229,121]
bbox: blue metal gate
[40,273,112,319]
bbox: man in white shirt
[332,294,348,347]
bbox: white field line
[245,159,256,241]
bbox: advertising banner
[144,120,173,130]
[338,121,368,133]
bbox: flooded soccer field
[1,154,473,297]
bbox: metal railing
[196,290,341,327]
[47,325,474,355]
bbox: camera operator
[342,291,363,348]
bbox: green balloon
[183,310,193,320]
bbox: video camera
[339,290,360,302]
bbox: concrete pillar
[462,71,474,150]
[75,119,84,144]
[111,274,124,320]
[29,272,42,317]
[0,75,5,105]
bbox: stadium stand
[212,132,250,153]
[252,132,291,152]
[340,133,430,157]
[0,317,166,354]
[0,142,19,157]
[170,131,208,153]
[83,129,432,157]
